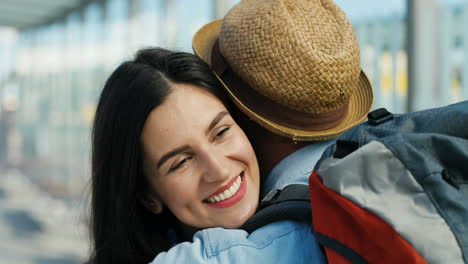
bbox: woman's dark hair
[89,48,231,264]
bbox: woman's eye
[215,127,230,139]
[169,157,191,172]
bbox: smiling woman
[141,83,259,228]
[89,48,260,264]
[141,82,259,229]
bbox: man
[152,0,373,262]
[192,0,373,196]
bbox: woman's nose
[200,150,231,183]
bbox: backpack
[242,101,468,264]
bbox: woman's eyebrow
[157,145,190,169]
[206,111,229,134]
[156,111,228,169]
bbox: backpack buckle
[368,108,393,125]
[259,184,310,210]
[260,189,281,209]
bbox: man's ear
[141,194,163,214]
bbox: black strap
[315,233,369,264]
[241,184,311,234]
[367,108,393,126]
[334,140,360,158]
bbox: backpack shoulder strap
[241,184,311,234]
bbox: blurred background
[0,0,467,263]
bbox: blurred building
[0,0,467,263]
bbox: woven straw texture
[192,0,374,141]
[219,0,361,114]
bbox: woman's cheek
[157,174,195,203]
[230,131,254,156]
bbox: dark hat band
[211,39,349,131]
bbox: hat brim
[193,20,374,141]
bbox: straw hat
[193,0,373,141]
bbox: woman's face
[141,83,260,229]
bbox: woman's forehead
[150,83,226,130]
[140,83,228,157]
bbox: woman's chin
[221,202,259,229]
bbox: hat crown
[219,0,361,114]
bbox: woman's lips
[208,173,241,198]
[204,172,247,208]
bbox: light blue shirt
[150,140,334,264]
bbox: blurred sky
[335,0,466,21]
[335,0,406,20]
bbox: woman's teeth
[207,175,242,203]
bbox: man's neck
[255,140,309,181]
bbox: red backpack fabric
[309,171,427,264]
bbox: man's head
[193,0,373,175]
